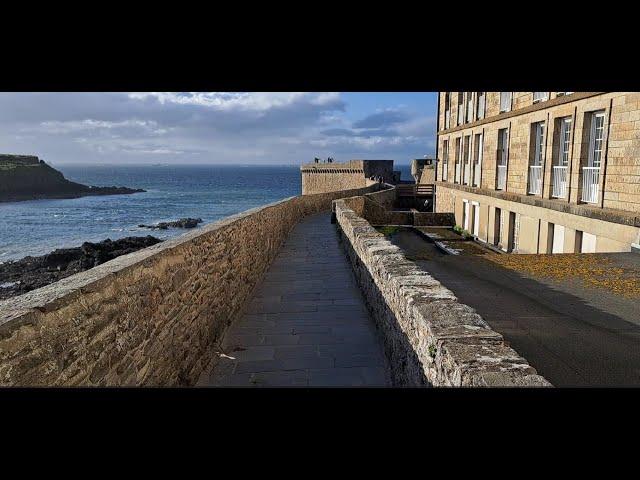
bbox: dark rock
[0,236,162,300]
[0,154,145,203]
[138,218,203,230]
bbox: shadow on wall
[339,187,455,227]
[337,225,430,386]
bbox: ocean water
[0,163,412,262]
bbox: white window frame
[532,121,546,167]
[454,137,462,183]
[533,92,549,103]
[463,199,470,231]
[498,128,509,166]
[471,201,480,237]
[588,111,606,168]
[476,92,485,120]
[582,232,597,253]
[442,139,449,181]
[500,92,512,113]
[457,92,465,125]
[558,117,572,166]
[444,92,451,129]
[473,132,483,187]
[463,134,471,184]
[466,92,474,123]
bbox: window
[552,117,572,198]
[471,202,480,237]
[559,117,572,166]
[552,224,565,253]
[557,92,574,96]
[454,137,462,183]
[463,199,469,231]
[457,92,464,125]
[533,92,549,103]
[473,132,483,187]
[496,128,508,190]
[531,121,546,167]
[588,111,606,168]
[500,92,512,113]
[582,232,597,253]
[442,139,449,181]
[463,135,471,185]
[466,93,473,123]
[476,92,485,120]
[444,92,451,129]
[494,207,501,247]
[528,121,545,194]
[581,110,606,204]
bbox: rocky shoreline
[0,236,162,300]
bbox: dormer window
[533,92,549,103]
[500,92,512,113]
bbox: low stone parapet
[333,199,551,387]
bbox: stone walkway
[200,212,390,387]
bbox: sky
[0,92,438,166]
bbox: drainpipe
[434,92,441,213]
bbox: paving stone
[248,370,309,387]
[308,367,368,387]
[234,357,334,374]
[206,212,391,387]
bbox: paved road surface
[391,229,640,387]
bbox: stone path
[200,212,390,387]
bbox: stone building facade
[433,92,640,253]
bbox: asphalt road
[390,229,640,387]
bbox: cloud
[352,109,410,129]
[0,92,435,165]
[320,128,359,137]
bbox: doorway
[472,202,480,237]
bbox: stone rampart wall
[0,184,382,386]
[333,198,551,387]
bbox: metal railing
[528,165,543,195]
[473,163,481,187]
[552,165,568,198]
[497,165,507,190]
[581,166,600,203]
[397,184,434,197]
[454,163,461,183]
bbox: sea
[0,163,412,262]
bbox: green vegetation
[376,226,400,236]
[453,225,473,239]
[428,344,437,359]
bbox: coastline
[0,186,146,203]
